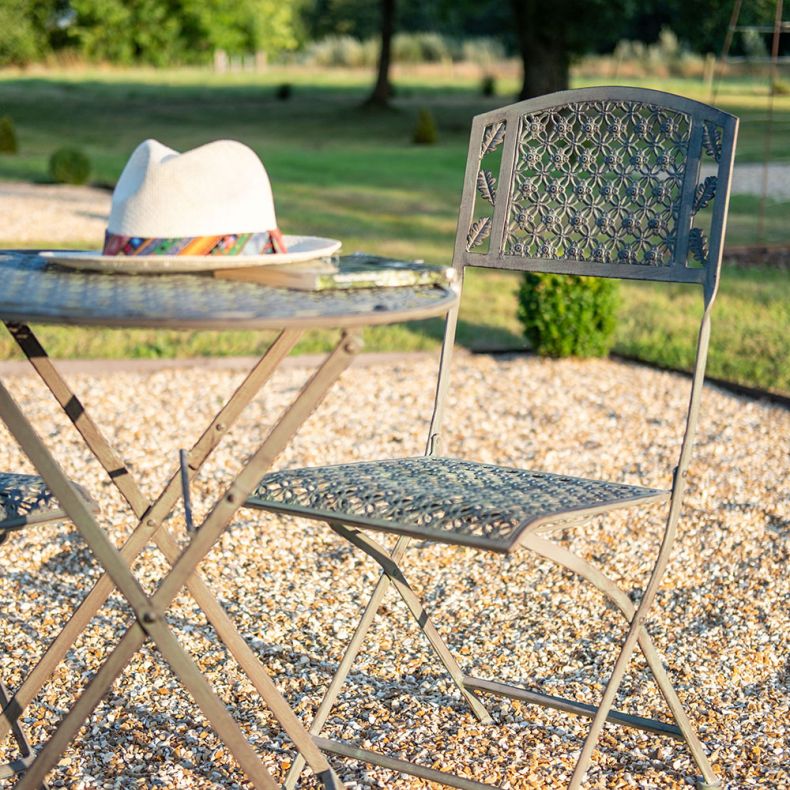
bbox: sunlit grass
[617,266,790,394]
[2,263,786,395]
[0,67,787,393]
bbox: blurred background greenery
[0,0,788,395]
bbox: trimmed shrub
[305,35,375,67]
[302,33,507,69]
[0,116,17,154]
[481,74,496,97]
[276,82,292,100]
[517,272,619,358]
[412,108,438,145]
[49,147,92,185]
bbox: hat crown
[107,139,277,237]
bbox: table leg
[0,328,312,757]
[1,329,360,787]
[0,381,280,790]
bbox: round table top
[0,251,458,331]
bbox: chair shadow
[397,315,526,352]
[2,517,750,786]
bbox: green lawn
[0,67,787,394]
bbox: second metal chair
[247,87,737,789]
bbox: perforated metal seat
[248,457,669,553]
[0,471,96,542]
[0,470,98,781]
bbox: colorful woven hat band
[102,229,288,257]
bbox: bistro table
[0,249,458,788]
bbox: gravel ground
[0,182,110,245]
[0,164,788,246]
[0,352,787,788]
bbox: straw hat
[43,139,340,273]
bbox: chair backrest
[453,87,738,298]
[427,88,737,463]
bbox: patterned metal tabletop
[0,251,457,330]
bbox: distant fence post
[703,53,716,96]
[214,49,228,73]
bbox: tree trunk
[365,0,396,107]
[510,0,570,100]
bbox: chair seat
[0,471,96,535]
[246,457,670,554]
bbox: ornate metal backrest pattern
[454,88,738,292]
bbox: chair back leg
[0,683,46,786]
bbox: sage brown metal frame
[0,252,458,786]
[0,325,360,789]
[251,88,738,790]
[0,471,93,785]
[0,683,37,782]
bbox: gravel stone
[0,352,787,788]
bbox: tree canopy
[0,0,299,66]
[0,0,782,70]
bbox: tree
[510,0,566,98]
[69,0,183,65]
[21,0,302,66]
[299,0,382,39]
[509,0,634,99]
[181,0,299,60]
[0,0,62,66]
[508,0,781,100]
[619,0,779,57]
[365,0,396,107]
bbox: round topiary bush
[276,82,292,100]
[49,147,91,185]
[517,272,619,358]
[413,108,438,145]
[481,74,496,97]
[0,116,18,154]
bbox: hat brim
[41,236,342,273]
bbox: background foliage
[0,68,786,391]
[0,0,784,68]
[0,0,299,66]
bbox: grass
[0,66,787,394]
[617,266,790,394]
[1,264,786,395]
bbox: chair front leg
[521,533,720,788]
[284,545,399,789]
[331,525,493,724]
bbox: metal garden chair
[0,471,97,782]
[245,87,738,789]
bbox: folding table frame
[246,88,739,789]
[0,255,457,788]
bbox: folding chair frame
[0,323,364,789]
[2,477,66,788]
[277,88,738,789]
[0,683,38,783]
[1,470,97,783]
